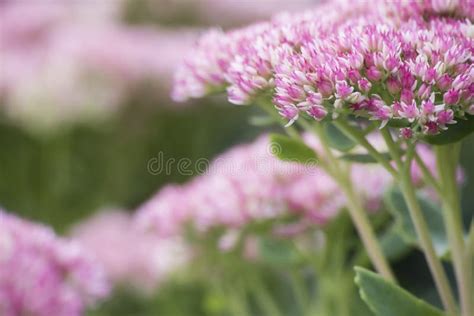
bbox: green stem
[338,172,397,282]
[228,286,251,316]
[289,271,309,316]
[467,222,474,307]
[380,128,402,170]
[333,120,398,177]
[398,146,458,315]
[257,101,394,280]
[414,151,442,194]
[337,125,457,314]
[435,143,471,316]
[250,275,284,316]
[302,120,396,282]
[214,276,250,316]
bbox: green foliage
[379,225,413,261]
[258,237,301,266]
[269,134,318,163]
[0,102,259,231]
[248,115,277,127]
[355,267,446,316]
[88,282,211,316]
[384,187,448,258]
[324,122,357,152]
[340,152,392,163]
[423,115,474,145]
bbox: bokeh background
[1,1,473,315]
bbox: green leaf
[269,134,318,163]
[467,220,474,260]
[249,115,277,127]
[325,122,357,152]
[467,221,474,289]
[355,267,446,316]
[379,225,413,261]
[258,237,300,266]
[423,115,474,145]
[387,119,410,128]
[340,153,392,163]
[384,187,448,258]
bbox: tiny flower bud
[366,66,382,81]
[444,89,460,105]
[358,78,372,93]
[400,127,413,139]
[386,76,401,94]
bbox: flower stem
[338,172,397,282]
[414,151,442,194]
[250,274,284,316]
[335,123,457,313]
[260,103,395,281]
[302,120,396,282]
[435,143,471,316]
[333,120,398,177]
[289,271,309,315]
[401,149,457,315]
[378,129,457,314]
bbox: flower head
[135,134,438,242]
[173,0,473,138]
[71,210,189,294]
[0,0,195,132]
[0,210,109,316]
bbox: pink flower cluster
[173,0,473,137]
[0,0,195,131]
[135,134,437,240]
[0,210,109,316]
[70,210,189,294]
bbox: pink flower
[358,78,372,93]
[444,89,461,105]
[336,81,354,100]
[370,105,393,128]
[173,0,473,137]
[437,109,457,127]
[307,105,328,121]
[71,211,189,294]
[0,0,196,132]
[399,100,420,122]
[0,210,109,316]
[135,134,440,243]
[400,127,414,139]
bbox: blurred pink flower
[0,209,109,316]
[70,210,189,294]
[0,0,196,131]
[136,134,442,241]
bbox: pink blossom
[136,134,439,241]
[399,100,421,122]
[0,210,109,316]
[173,0,473,137]
[70,211,189,294]
[400,127,414,139]
[0,0,195,131]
